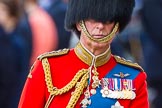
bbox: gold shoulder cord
[114,56,144,71]
[42,58,89,108]
[66,72,89,108]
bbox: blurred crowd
[0,0,161,108]
[111,0,162,108]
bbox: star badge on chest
[111,101,124,108]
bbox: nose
[96,22,104,29]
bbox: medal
[90,89,96,95]
[81,90,91,108]
[92,76,101,88]
[100,87,109,97]
[127,90,132,99]
[123,89,128,99]
[101,78,136,100]
[117,91,121,99]
[131,91,136,100]
[112,90,118,99]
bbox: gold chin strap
[79,20,119,43]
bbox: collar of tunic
[74,42,111,67]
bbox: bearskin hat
[65,0,135,35]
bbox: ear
[76,22,81,31]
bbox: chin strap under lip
[79,20,119,43]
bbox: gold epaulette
[114,55,144,72]
[38,48,69,60]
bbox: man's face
[76,19,117,53]
[83,19,115,39]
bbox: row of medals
[80,70,136,107]
[100,78,136,100]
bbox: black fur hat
[65,0,135,35]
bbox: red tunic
[19,48,149,108]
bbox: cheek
[88,26,97,35]
[85,22,96,33]
[105,23,116,34]
[105,27,112,34]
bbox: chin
[90,41,109,49]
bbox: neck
[80,40,110,56]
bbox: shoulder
[114,55,144,72]
[37,48,70,60]
[28,48,69,77]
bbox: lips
[92,34,106,39]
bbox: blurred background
[0,0,161,108]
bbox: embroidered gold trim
[114,56,144,71]
[38,48,69,60]
[74,42,111,67]
[41,58,89,108]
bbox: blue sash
[87,63,140,108]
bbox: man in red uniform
[19,0,149,107]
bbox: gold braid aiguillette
[42,58,89,108]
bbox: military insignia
[90,67,101,95]
[90,89,96,95]
[114,55,144,71]
[38,48,69,60]
[100,87,111,97]
[113,72,130,78]
[81,98,91,108]
[81,90,91,108]
[111,101,124,108]
[91,76,101,88]
[131,91,136,100]
[100,78,136,99]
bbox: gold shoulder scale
[114,56,144,72]
[38,48,69,60]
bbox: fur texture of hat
[65,0,135,35]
